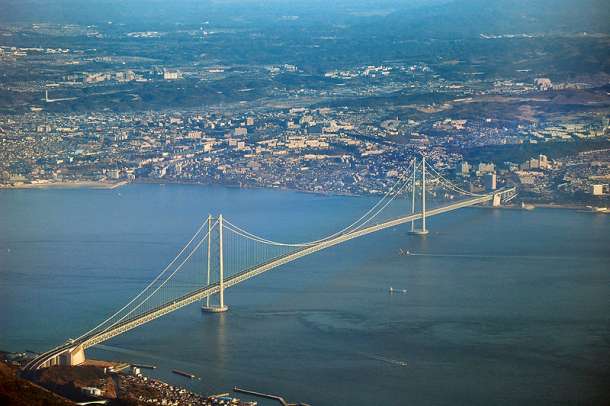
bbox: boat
[172,369,196,379]
[521,202,535,210]
[132,363,156,369]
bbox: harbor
[2,351,255,406]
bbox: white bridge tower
[202,214,229,313]
[409,155,430,235]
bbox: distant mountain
[3,0,421,25]
[354,0,610,38]
[2,0,608,35]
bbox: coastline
[478,202,608,213]
[0,180,129,190]
[1,179,606,212]
[1,351,251,406]
[477,203,584,212]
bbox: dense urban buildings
[1,60,609,205]
[1,9,608,207]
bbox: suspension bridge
[24,158,516,371]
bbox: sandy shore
[0,180,128,190]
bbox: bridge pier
[60,345,86,366]
[40,345,86,368]
[201,305,229,313]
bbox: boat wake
[358,352,408,367]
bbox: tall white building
[459,161,471,176]
[163,70,180,80]
[539,154,549,169]
[484,173,497,191]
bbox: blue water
[1,184,609,405]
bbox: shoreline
[1,179,606,212]
[1,351,251,406]
[475,203,601,212]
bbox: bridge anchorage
[23,158,516,371]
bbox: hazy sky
[2,0,608,34]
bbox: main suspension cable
[222,161,416,247]
[77,219,216,340]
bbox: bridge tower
[410,157,417,233]
[205,214,212,308]
[202,214,229,313]
[409,155,429,235]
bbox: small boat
[399,249,411,256]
